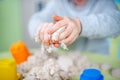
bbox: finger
[40,23,49,42]
[53,43,60,48]
[59,25,73,41]
[64,30,78,45]
[52,15,63,21]
[48,20,67,34]
[52,41,59,44]
[35,24,42,36]
[44,23,54,46]
[35,24,43,42]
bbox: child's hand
[36,23,54,46]
[49,15,82,46]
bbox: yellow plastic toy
[0,58,20,80]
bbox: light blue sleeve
[28,0,56,38]
[80,0,120,39]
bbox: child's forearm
[79,13,120,39]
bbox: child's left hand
[48,15,82,47]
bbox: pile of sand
[17,51,99,80]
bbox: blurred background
[0,0,50,52]
[0,0,120,55]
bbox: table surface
[0,50,120,80]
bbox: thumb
[52,15,63,21]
